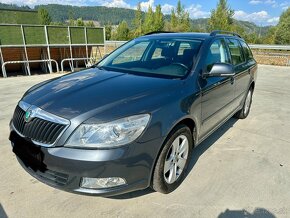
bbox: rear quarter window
[240,41,254,61]
[226,39,245,66]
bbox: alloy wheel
[164,135,189,184]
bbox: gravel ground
[0,65,290,218]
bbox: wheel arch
[149,116,198,187]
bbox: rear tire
[151,125,193,194]
[235,88,253,119]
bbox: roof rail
[144,31,174,36]
[210,30,241,38]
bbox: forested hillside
[34,4,138,26]
[0,3,270,36]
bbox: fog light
[81,177,126,189]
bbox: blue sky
[1,0,289,25]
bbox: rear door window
[226,39,245,66]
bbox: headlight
[65,114,150,148]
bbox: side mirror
[203,63,234,78]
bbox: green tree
[38,8,52,25]
[170,9,177,29]
[105,24,112,40]
[176,0,183,19]
[263,27,276,44]
[133,3,143,37]
[168,1,190,32]
[275,8,290,44]
[207,0,234,31]
[143,6,154,33]
[76,18,85,26]
[116,20,129,40]
[154,4,164,31]
[85,21,95,27]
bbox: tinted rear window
[227,39,245,66]
[240,41,253,60]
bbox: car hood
[22,68,182,120]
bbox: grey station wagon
[9,31,257,196]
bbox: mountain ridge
[0,3,271,36]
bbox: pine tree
[116,20,129,40]
[105,24,112,40]
[133,3,143,37]
[176,0,183,20]
[170,9,177,30]
[143,6,154,34]
[181,11,190,32]
[38,8,52,25]
[207,0,234,31]
[169,1,190,32]
[154,4,164,31]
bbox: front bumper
[10,130,164,197]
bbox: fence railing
[249,44,290,50]
[0,24,106,77]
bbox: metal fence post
[20,25,31,76]
[84,27,89,65]
[103,27,106,56]
[68,26,74,72]
[44,25,53,73]
[0,47,7,77]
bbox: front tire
[235,88,253,119]
[151,125,193,194]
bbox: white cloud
[101,0,131,8]
[139,0,154,11]
[161,3,174,14]
[249,0,278,7]
[234,10,269,22]
[267,17,279,24]
[280,1,290,10]
[186,4,210,19]
[265,0,276,4]
[249,0,262,5]
[234,10,279,25]
[161,3,210,19]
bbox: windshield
[97,38,202,78]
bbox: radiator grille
[12,105,66,144]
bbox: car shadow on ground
[0,203,8,218]
[218,208,276,218]
[108,118,238,200]
[187,117,238,172]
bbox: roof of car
[140,32,211,40]
[139,31,242,40]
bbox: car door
[226,38,252,108]
[199,38,236,138]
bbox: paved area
[0,65,290,218]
